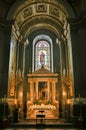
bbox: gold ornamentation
[36,3,47,12]
[23,7,32,18]
[49,5,59,18]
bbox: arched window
[32,34,53,72]
[35,40,50,70]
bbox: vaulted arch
[7,0,75,120]
[7,0,75,42]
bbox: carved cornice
[68,16,86,25]
[67,15,86,31]
[67,10,86,25]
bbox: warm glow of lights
[67,99,70,104]
[14,99,17,105]
[63,91,66,96]
[19,92,23,99]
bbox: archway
[7,0,75,120]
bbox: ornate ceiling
[5,0,76,41]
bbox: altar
[27,102,59,118]
[27,66,59,119]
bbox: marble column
[68,16,86,97]
[47,81,50,100]
[30,81,34,101]
[52,81,56,101]
[0,19,14,98]
[36,81,38,100]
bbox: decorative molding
[36,3,47,12]
[49,5,59,18]
[19,16,63,35]
[67,15,86,25]
[24,23,60,40]
[11,0,68,19]
[23,7,32,18]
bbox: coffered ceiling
[5,0,75,40]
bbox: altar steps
[9,119,74,129]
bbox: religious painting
[38,82,47,100]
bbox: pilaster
[52,81,56,101]
[67,14,86,97]
[0,19,14,98]
[47,81,50,100]
[30,81,34,101]
[36,81,38,100]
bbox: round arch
[23,24,61,41]
[7,0,75,20]
[7,0,75,120]
[6,0,75,43]
[32,34,53,72]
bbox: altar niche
[38,82,47,100]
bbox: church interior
[0,0,86,126]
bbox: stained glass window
[32,34,53,72]
[35,40,50,70]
